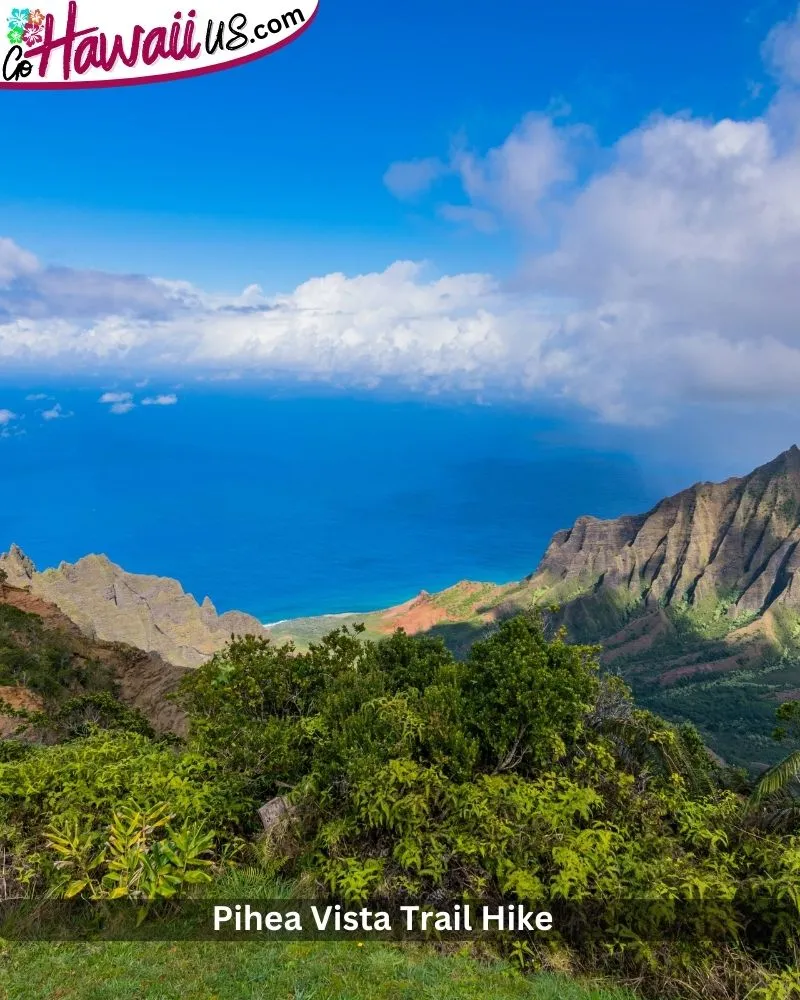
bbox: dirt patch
[660,653,749,685]
[0,685,43,712]
[601,610,672,663]
[730,608,778,647]
[1,585,83,636]
[376,592,451,635]
[0,685,44,737]
[375,581,504,636]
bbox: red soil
[376,591,450,634]
[0,685,43,737]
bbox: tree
[749,701,800,812]
[0,567,7,597]
[460,609,599,772]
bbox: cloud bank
[4,8,800,425]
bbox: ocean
[0,383,668,622]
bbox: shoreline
[263,611,361,628]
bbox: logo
[1,2,318,88]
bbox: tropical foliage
[1,610,799,997]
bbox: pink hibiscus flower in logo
[23,21,41,45]
[27,7,44,25]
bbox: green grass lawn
[0,940,636,1000]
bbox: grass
[0,940,636,1000]
[265,612,390,650]
[429,582,501,618]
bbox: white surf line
[263,611,362,628]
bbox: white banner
[0,1,318,87]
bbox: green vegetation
[267,611,386,648]
[0,603,115,698]
[750,699,800,816]
[429,582,501,618]
[557,593,800,771]
[0,940,634,1000]
[1,611,800,998]
[267,573,800,775]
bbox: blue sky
[1,1,800,465]
[3,1,800,609]
[2,0,793,289]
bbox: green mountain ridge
[268,446,800,769]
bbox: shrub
[45,802,215,900]
[2,612,799,996]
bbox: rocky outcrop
[0,545,265,669]
[527,445,800,617]
[0,583,189,735]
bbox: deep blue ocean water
[0,383,710,622]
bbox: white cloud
[764,6,800,84]
[377,5,800,422]
[383,157,448,199]
[0,9,800,426]
[141,394,178,406]
[0,238,38,287]
[385,115,577,231]
[0,260,525,394]
[42,402,71,420]
[25,393,49,400]
[99,391,135,415]
[450,114,578,230]
[0,409,16,425]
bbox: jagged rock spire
[529,445,800,616]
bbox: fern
[749,749,800,805]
